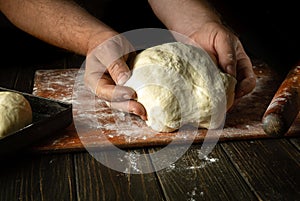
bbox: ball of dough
[0,91,33,137]
[125,42,236,132]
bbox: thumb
[107,58,132,85]
[215,34,237,77]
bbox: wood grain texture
[221,139,300,201]
[0,45,299,201]
[74,150,164,201]
[29,60,300,152]
[262,64,300,136]
[0,154,75,201]
[149,144,257,201]
[290,137,300,151]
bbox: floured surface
[31,61,300,152]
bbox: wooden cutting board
[30,60,300,152]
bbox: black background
[0,0,298,72]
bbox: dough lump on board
[125,42,237,132]
[0,92,33,137]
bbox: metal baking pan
[0,87,73,156]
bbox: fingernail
[141,115,148,121]
[123,94,131,100]
[128,105,147,120]
[104,101,111,107]
[117,72,130,85]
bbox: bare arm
[0,0,146,119]
[0,0,113,55]
[148,0,221,36]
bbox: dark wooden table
[0,51,299,201]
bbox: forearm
[148,0,221,36]
[0,0,112,55]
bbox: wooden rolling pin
[262,62,300,136]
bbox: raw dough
[0,91,33,137]
[125,42,236,132]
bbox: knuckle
[108,60,124,74]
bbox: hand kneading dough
[0,92,32,137]
[125,42,237,132]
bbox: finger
[107,58,132,86]
[235,45,256,98]
[85,54,136,101]
[91,34,135,86]
[95,74,137,101]
[215,33,237,77]
[108,100,147,120]
[84,53,107,93]
[235,74,256,98]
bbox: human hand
[188,22,256,102]
[84,31,147,120]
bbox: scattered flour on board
[164,149,219,172]
[71,72,158,142]
[187,186,204,201]
[123,152,142,174]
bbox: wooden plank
[150,144,257,201]
[221,139,300,200]
[0,52,73,94]
[289,137,300,151]
[0,153,75,201]
[29,61,300,152]
[13,53,81,94]
[0,60,76,201]
[74,150,164,201]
